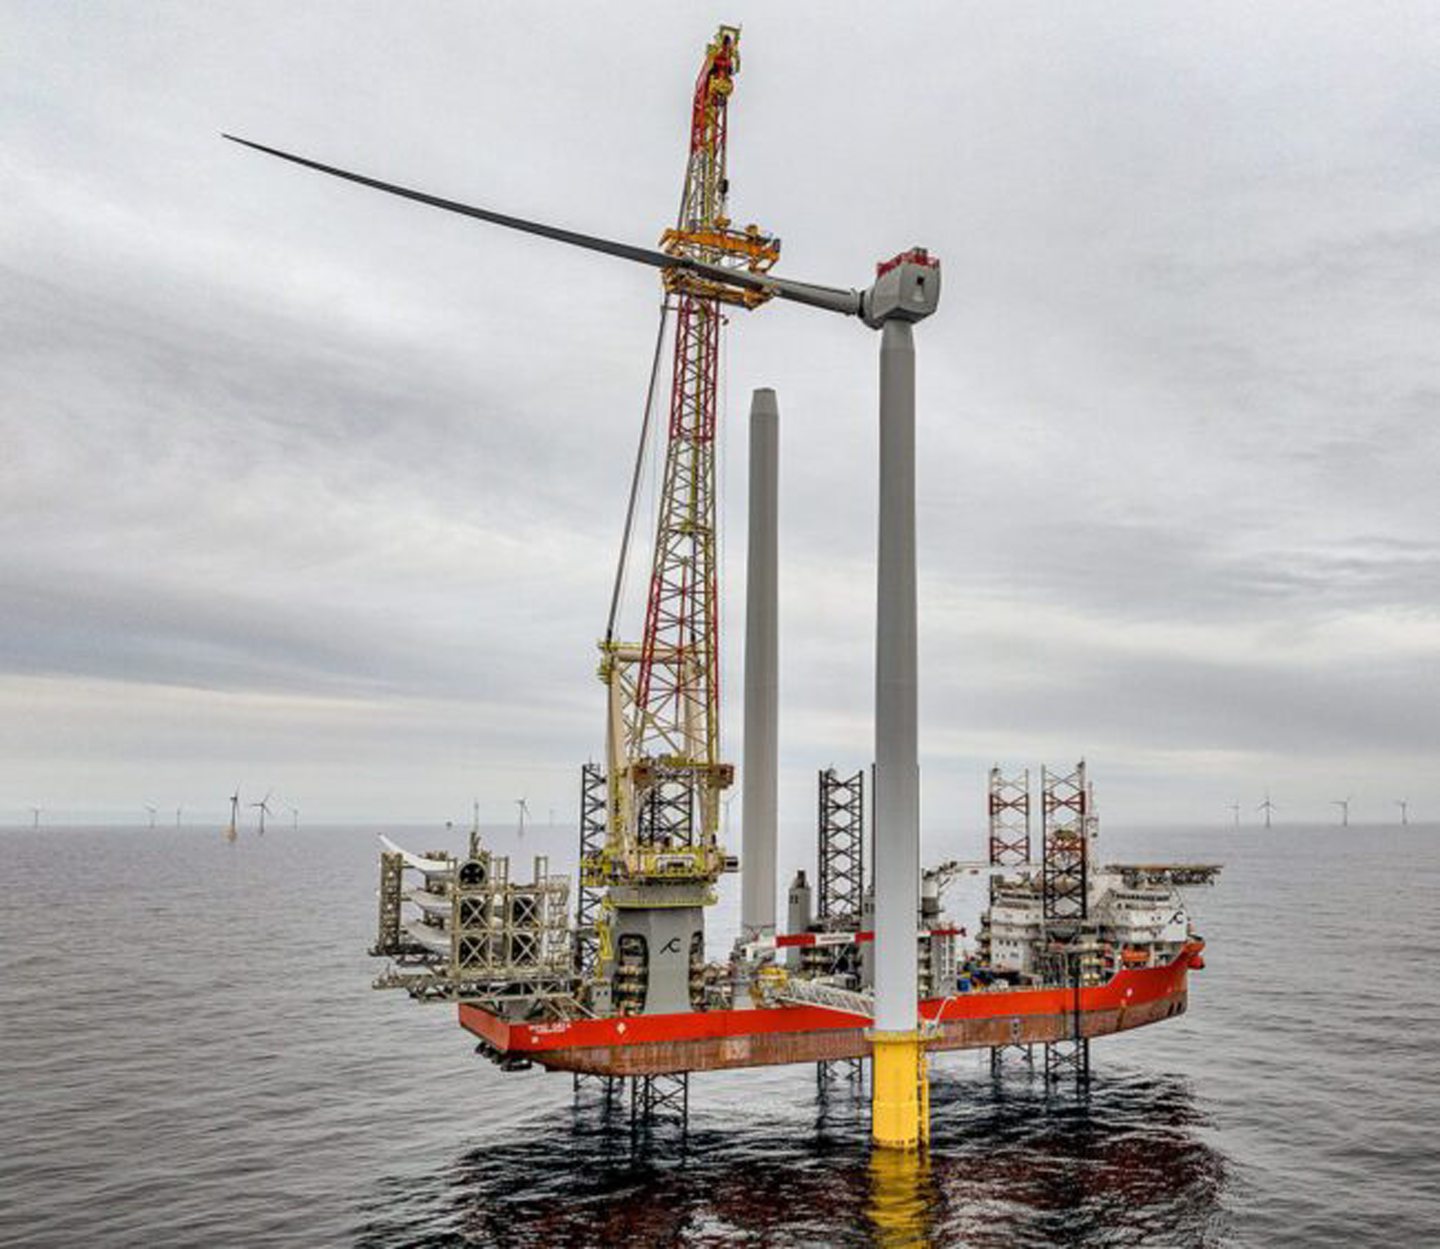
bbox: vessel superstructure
[369,761,1218,1080]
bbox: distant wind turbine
[1257,793,1277,829]
[287,805,299,831]
[1227,802,1241,828]
[1396,799,1410,826]
[250,790,275,835]
[226,787,240,842]
[175,806,183,828]
[516,798,530,838]
[145,805,158,829]
[30,806,41,829]
[1332,797,1350,828]
[471,799,480,836]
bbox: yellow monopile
[869,1030,930,1150]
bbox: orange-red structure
[462,940,1206,1076]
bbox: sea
[3,819,1438,1247]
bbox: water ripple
[4,823,1439,1246]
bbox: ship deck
[459,940,1204,1075]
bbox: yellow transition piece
[869,1029,930,1150]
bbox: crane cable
[604,301,672,645]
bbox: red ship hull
[459,940,1205,1076]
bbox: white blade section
[379,835,451,874]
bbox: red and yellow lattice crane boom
[598,26,779,891]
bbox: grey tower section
[741,388,780,939]
[872,317,921,1035]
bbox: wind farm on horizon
[10,792,1427,833]
[1224,791,1417,828]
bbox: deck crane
[589,26,780,1017]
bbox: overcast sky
[4,2,1436,844]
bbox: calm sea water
[3,820,1438,1247]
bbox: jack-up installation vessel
[227,25,1219,1149]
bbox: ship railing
[774,975,875,1018]
[1105,863,1222,888]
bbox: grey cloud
[3,2,1438,823]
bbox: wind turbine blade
[765,274,866,316]
[222,136,863,317]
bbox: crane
[578,24,783,1008]
[584,26,780,1015]
[596,26,776,893]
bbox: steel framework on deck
[987,766,1034,1074]
[574,763,607,978]
[818,767,865,928]
[1041,761,1091,1082]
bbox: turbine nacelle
[861,250,941,329]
